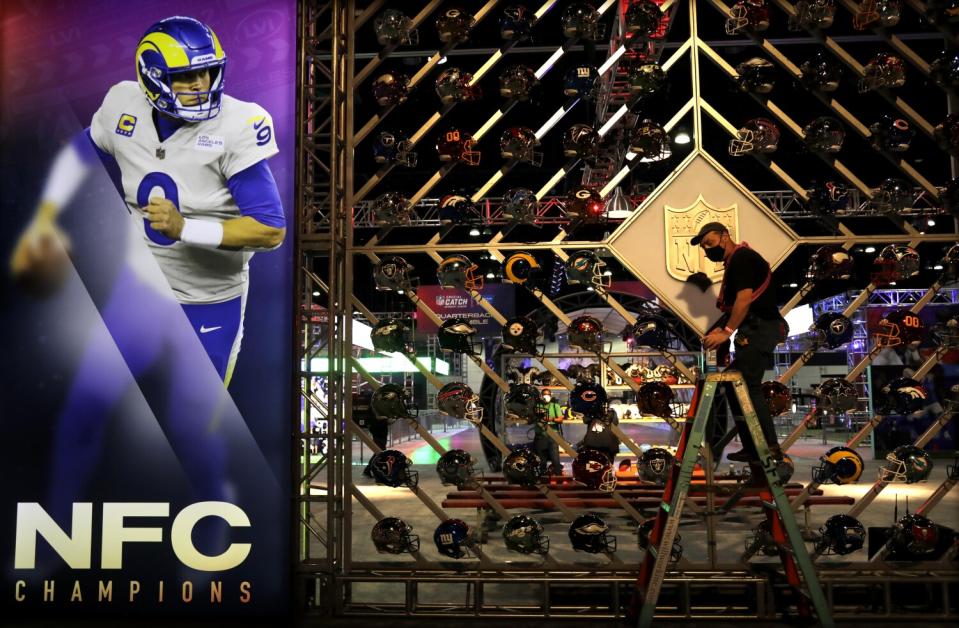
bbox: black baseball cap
[690,222,729,245]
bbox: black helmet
[629,119,671,162]
[501,316,542,355]
[626,62,667,96]
[631,314,672,350]
[638,519,682,561]
[503,446,544,486]
[369,449,418,488]
[372,72,410,106]
[563,124,601,163]
[803,116,844,153]
[568,315,605,353]
[370,318,413,354]
[873,178,912,214]
[878,378,927,414]
[436,7,474,43]
[436,449,478,488]
[816,514,865,556]
[869,114,914,153]
[625,0,663,37]
[437,254,483,291]
[503,514,549,554]
[500,126,542,165]
[436,382,482,424]
[565,250,609,289]
[762,380,792,416]
[374,9,418,46]
[811,312,854,348]
[438,317,481,355]
[639,447,674,483]
[374,256,415,292]
[569,512,616,553]
[505,383,542,421]
[499,5,533,41]
[499,64,539,100]
[880,445,932,484]
[800,51,843,92]
[561,2,602,40]
[891,512,939,557]
[736,57,775,94]
[371,517,420,554]
[371,383,417,422]
[931,51,959,90]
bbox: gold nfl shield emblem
[664,195,739,282]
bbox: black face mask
[704,243,725,262]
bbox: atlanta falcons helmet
[499,64,539,100]
[816,514,865,556]
[435,67,481,104]
[572,448,617,492]
[369,449,418,488]
[736,57,776,93]
[436,7,474,43]
[501,316,542,354]
[639,447,674,483]
[816,378,858,413]
[569,513,616,553]
[374,9,419,46]
[437,254,483,291]
[870,244,919,285]
[807,245,854,281]
[874,310,925,348]
[371,318,413,354]
[438,318,482,355]
[371,384,417,422]
[374,256,415,292]
[436,128,480,165]
[729,118,780,156]
[879,377,928,414]
[879,445,932,483]
[563,124,601,163]
[565,250,610,289]
[372,191,413,226]
[813,446,865,485]
[371,517,420,554]
[373,131,417,167]
[436,382,483,424]
[870,115,914,152]
[811,312,854,349]
[503,514,549,554]
[804,116,845,153]
[372,72,410,106]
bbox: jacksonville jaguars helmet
[436,382,483,424]
[565,251,609,289]
[811,312,854,349]
[816,514,865,556]
[369,449,419,488]
[371,517,420,554]
[503,514,549,554]
[438,318,481,355]
[572,448,617,491]
[436,449,478,488]
[813,446,865,485]
[437,254,483,291]
[569,513,616,553]
[879,445,932,483]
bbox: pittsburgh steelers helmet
[501,316,542,355]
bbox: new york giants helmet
[564,65,600,98]
[434,518,475,558]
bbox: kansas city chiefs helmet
[816,378,858,413]
[500,127,542,165]
[502,188,538,224]
[725,0,771,35]
[859,53,905,92]
[632,314,672,350]
[736,57,775,94]
[811,312,854,349]
[869,115,914,153]
[561,2,602,40]
[762,380,792,416]
[879,444,932,483]
[879,377,927,414]
[373,9,418,46]
[807,245,854,281]
[568,316,605,353]
[436,449,478,488]
[729,118,780,156]
[499,4,533,41]
[371,384,417,422]
[371,318,413,354]
[813,446,864,485]
[801,51,843,92]
[629,119,671,162]
[563,64,600,98]
[501,316,542,355]
[438,318,481,355]
[505,384,542,421]
[816,514,865,556]
[639,447,674,483]
[568,512,616,553]
[435,67,481,104]
[503,513,549,555]
[625,0,663,37]
[568,382,608,420]
[371,191,413,226]
[627,62,667,96]
[372,72,410,107]
[565,250,610,289]
[874,310,925,348]
[638,381,679,418]
[374,256,415,292]
[572,448,616,492]
[369,450,418,488]
[371,517,420,554]
[565,186,605,222]
[436,382,483,424]
[373,131,417,167]
[803,116,845,153]
[503,446,544,486]
[854,0,901,29]
[931,51,959,90]
[436,6,474,43]
[870,244,919,285]
[436,128,480,165]
[437,254,483,291]
[499,64,539,100]
[563,124,601,163]
[789,0,836,30]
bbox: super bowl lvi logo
[664,195,738,282]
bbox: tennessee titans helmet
[811,312,854,348]
[373,131,417,167]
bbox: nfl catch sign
[0,0,294,618]
[415,285,516,336]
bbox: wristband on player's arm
[180,218,224,248]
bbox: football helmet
[438,195,477,225]
[500,4,533,41]
[371,318,413,354]
[500,126,542,165]
[927,0,959,25]
[374,256,415,292]
[816,515,865,556]
[869,115,914,153]
[136,17,226,122]
[437,382,483,424]
[638,519,682,562]
[874,178,912,214]
[748,519,780,556]
[374,9,418,46]
[371,517,420,554]
[811,312,854,349]
[941,243,959,281]
[435,68,481,104]
[436,449,478,488]
[438,318,481,355]
[935,113,959,155]
[437,254,483,291]
[569,513,616,554]
[870,244,919,285]
[503,252,542,286]
[762,381,792,416]
[879,445,932,483]
[563,64,600,98]
[572,448,617,492]
[736,57,776,94]
[562,3,601,40]
[880,377,928,414]
[649,363,680,385]
[627,62,667,96]
[502,187,538,224]
[563,124,602,163]
[434,518,475,558]
[725,0,771,35]
[729,118,780,156]
[625,0,663,36]
[803,116,845,153]
[807,245,854,281]
[859,53,905,92]
[931,315,959,348]
[853,0,901,29]
[789,0,836,30]
[373,131,417,167]
[565,250,610,289]
[891,513,939,556]
[632,315,672,350]
[807,181,849,215]
[568,382,609,420]
[372,72,410,106]
[505,383,543,421]
[875,310,925,348]
[436,128,480,165]
[931,51,959,90]
[436,7,474,43]
[369,449,418,488]
[568,316,605,353]
[503,514,549,554]
[638,381,679,419]
[372,191,412,226]
[629,119,672,162]
[501,316,542,355]
[813,446,865,485]
[565,187,606,222]
[499,64,538,100]
[816,378,858,413]
[800,51,843,92]
[639,447,674,483]
[503,446,544,486]
[371,384,417,422]
[773,452,796,484]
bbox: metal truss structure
[297,0,959,621]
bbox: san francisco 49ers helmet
[372,72,410,106]
[436,128,480,165]
[807,245,854,281]
[436,7,474,43]
[500,126,542,165]
[499,64,539,100]
[726,0,771,35]
[874,310,925,348]
[572,448,617,491]
[638,381,679,419]
[568,316,606,353]
[435,67,481,104]
[437,254,483,291]
[437,382,483,424]
[729,118,780,156]
[565,250,610,289]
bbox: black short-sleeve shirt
[721,247,778,319]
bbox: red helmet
[762,381,792,416]
[436,128,480,166]
[500,127,542,165]
[572,448,616,492]
[807,245,854,281]
[565,186,605,222]
[870,244,919,286]
[729,118,780,156]
[874,310,925,348]
[637,381,679,419]
[725,0,771,35]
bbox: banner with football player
[0,1,294,617]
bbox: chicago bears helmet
[789,0,836,29]
[804,116,845,153]
[632,314,672,350]
[572,448,617,491]
[629,120,671,162]
[568,382,609,420]
[371,191,413,226]
[638,519,682,561]
[135,17,226,122]
[505,383,543,421]
[374,256,415,291]
[811,312,854,348]
[854,0,901,29]
[500,4,533,41]
[568,316,605,353]
[563,124,601,163]
[562,3,602,40]
[891,513,939,557]
[369,449,418,488]
[503,446,544,486]
[438,318,481,355]
[816,378,858,413]
[565,250,610,289]
[434,518,475,558]
[499,64,539,100]
[816,514,865,556]
[371,318,413,354]
[762,381,792,416]
[436,128,480,165]
[879,377,928,414]
[436,7,474,43]
[813,446,865,485]
[870,244,919,285]
[501,316,542,354]
[931,51,959,89]
[438,195,477,225]
[372,72,410,106]
[373,131,417,167]
[627,62,667,96]
[869,115,914,152]
[373,9,418,46]
[729,118,780,156]
[565,187,606,222]
[801,51,843,92]
[859,53,906,92]
[436,382,483,424]
[638,381,679,419]
[639,447,674,483]
[502,187,539,224]
[435,68,481,104]
[503,514,549,554]
[625,0,663,36]
[500,127,542,165]
[371,384,417,422]
[564,64,600,98]
[437,254,483,291]
[736,57,776,93]
[371,517,420,554]
[726,0,771,35]
[436,449,478,488]
[879,445,932,483]
[503,252,542,286]
[807,245,854,281]
[874,310,925,347]
[569,513,616,553]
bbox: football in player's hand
[10,224,71,298]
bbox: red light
[588,201,605,215]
